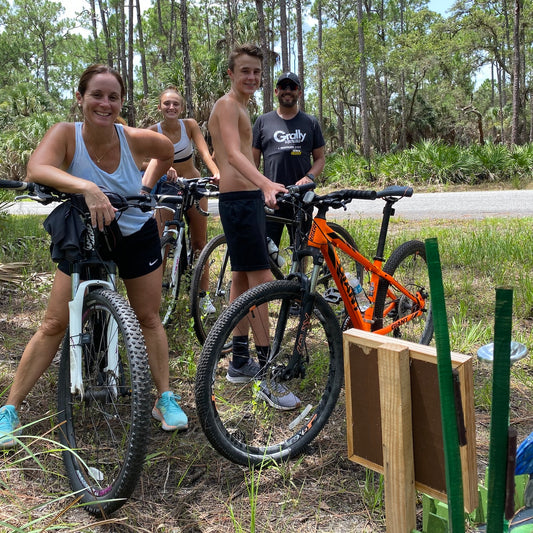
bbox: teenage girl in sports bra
[146,87,219,237]
[145,87,220,312]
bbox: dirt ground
[0,278,531,533]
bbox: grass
[0,204,532,531]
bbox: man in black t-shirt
[252,72,325,246]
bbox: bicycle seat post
[374,198,396,262]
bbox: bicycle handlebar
[0,179,34,191]
[289,185,415,214]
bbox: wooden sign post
[343,329,478,532]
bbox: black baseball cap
[276,72,301,87]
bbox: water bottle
[266,237,286,267]
[346,272,369,311]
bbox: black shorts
[218,189,269,272]
[59,218,162,280]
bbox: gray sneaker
[257,380,301,411]
[226,359,261,383]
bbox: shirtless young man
[208,43,300,410]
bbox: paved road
[6,189,533,220]
[330,189,533,220]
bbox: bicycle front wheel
[195,279,344,466]
[57,288,151,517]
[190,233,232,344]
[160,233,187,326]
[372,239,433,345]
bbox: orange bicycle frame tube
[307,217,427,335]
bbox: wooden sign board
[343,329,478,513]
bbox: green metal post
[425,238,465,533]
[486,288,513,533]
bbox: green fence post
[425,237,465,533]
[486,288,513,533]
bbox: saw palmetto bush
[325,141,533,188]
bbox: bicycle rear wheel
[57,288,151,516]
[190,233,232,345]
[194,279,343,466]
[372,239,433,345]
[160,232,187,326]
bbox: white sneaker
[200,294,216,314]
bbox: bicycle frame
[307,216,428,335]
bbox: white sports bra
[157,120,193,163]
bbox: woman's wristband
[140,185,152,194]
[305,173,315,181]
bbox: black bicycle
[1,179,156,516]
[158,177,218,326]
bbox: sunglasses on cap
[277,82,299,91]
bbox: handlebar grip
[342,189,377,200]
[376,186,413,198]
[0,179,33,191]
[286,182,316,195]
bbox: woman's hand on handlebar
[84,185,117,231]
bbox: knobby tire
[57,288,151,517]
[195,279,344,466]
[372,239,434,345]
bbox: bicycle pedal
[323,287,341,304]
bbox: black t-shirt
[252,110,325,186]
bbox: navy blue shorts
[59,217,162,280]
[218,189,269,272]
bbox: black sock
[232,335,249,368]
[256,345,269,368]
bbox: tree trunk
[136,0,149,98]
[168,0,177,63]
[399,0,407,148]
[510,0,521,144]
[295,0,305,111]
[97,0,113,67]
[204,0,211,50]
[127,0,135,125]
[181,0,194,117]
[317,0,323,129]
[156,0,166,63]
[279,0,289,72]
[117,0,127,83]
[357,0,370,159]
[256,0,272,113]
[337,98,345,148]
[89,0,100,62]
[226,0,235,50]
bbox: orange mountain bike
[195,185,433,466]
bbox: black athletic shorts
[58,217,162,280]
[218,189,270,272]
